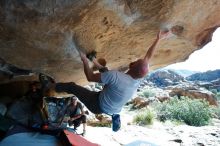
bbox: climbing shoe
[86,50,97,61]
[112,114,121,132]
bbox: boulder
[147,69,184,87]
[169,86,218,106]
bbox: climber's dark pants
[55,82,102,114]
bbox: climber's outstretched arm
[80,53,101,82]
[93,59,105,70]
[144,30,170,62]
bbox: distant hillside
[146,69,184,87]
[169,69,199,77]
[186,69,220,81]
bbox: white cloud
[166,28,220,72]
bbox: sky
[165,28,220,72]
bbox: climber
[39,29,170,131]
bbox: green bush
[133,109,154,125]
[138,88,156,98]
[211,106,220,119]
[155,96,212,126]
[215,92,220,101]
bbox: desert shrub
[138,88,156,98]
[155,96,212,126]
[211,106,220,119]
[210,89,220,101]
[216,107,220,119]
[215,92,220,101]
[133,109,155,125]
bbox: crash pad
[64,130,99,146]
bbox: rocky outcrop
[1,0,220,84]
[127,97,150,109]
[210,79,220,91]
[195,79,220,92]
[146,69,184,87]
[87,114,111,127]
[169,85,218,106]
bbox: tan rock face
[169,87,218,106]
[1,0,220,84]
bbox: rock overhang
[0,0,220,84]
